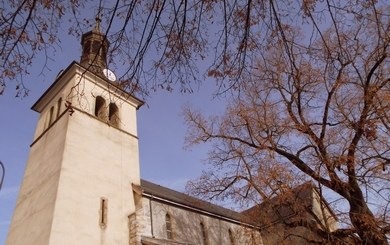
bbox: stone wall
[136,197,262,245]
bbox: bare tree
[0,0,261,98]
[184,1,390,244]
[2,0,389,243]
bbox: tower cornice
[31,62,144,113]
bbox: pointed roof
[80,17,109,72]
[241,182,338,229]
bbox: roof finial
[94,15,102,33]
[94,0,103,33]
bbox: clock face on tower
[103,68,117,82]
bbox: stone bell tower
[7,19,143,245]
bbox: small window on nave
[165,213,173,240]
[251,233,256,245]
[229,229,235,245]
[200,222,208,245]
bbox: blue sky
[0,26,226,243]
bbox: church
[6,20,338,245]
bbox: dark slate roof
[139,179,251,225]
[241,182,338,228]
[242,182,314,217]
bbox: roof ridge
[139,179,252,225]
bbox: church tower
[7,19,143,245]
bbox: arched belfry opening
[95,96,107,120]
[80,16,109,74]
[109,103,119,127]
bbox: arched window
[200,222,208,245]
[56,97,62,118]
[229,229,235,245]
[251,233,255,245]
[109,103,119,127]
[165,213,173,239]
[95,96,106,120]
[102,45,107,60]
[92,41,100,54]
[83,41,91,55]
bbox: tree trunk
[348,188,388,245]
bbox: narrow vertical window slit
[100,198,107,228]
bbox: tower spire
[80,15,109,74]
[94,15,102,33]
